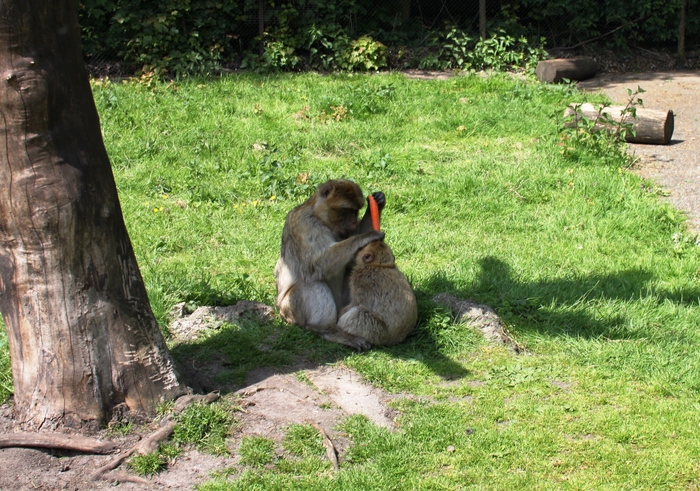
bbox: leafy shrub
[306,24,351,71]
[419,28,547,72]
[78,0,694,76]
[339,36,387,71]
[79,0,241,75]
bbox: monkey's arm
[358,192,385,233]
[313,230,384,281]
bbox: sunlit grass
[2,72,700,489]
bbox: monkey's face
[314,180,364,240]
[358,241,395,267]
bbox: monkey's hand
[363,230,385,245]
[369,191,386,211]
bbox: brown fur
[274,179,384,350]
[337,241,417,347]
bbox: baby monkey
[337,240,417,347]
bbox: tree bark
[564,103,674,145]
[0,0,188,429]
[535,57,598,83]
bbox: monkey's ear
[319,181,334,198]
[362,252,375,263]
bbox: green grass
[239,436,276,467]
[173,402,233,455]
[0,317,10,403]
[282,423,326,458]
[128,451,168,476]
[2,71,700,489]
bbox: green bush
[79,0,242,75]
[78,0,695,76]
[419,28,546,72]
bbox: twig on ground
[308,421,339,471]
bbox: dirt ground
[1,65,698,491]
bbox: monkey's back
[349,264,418,343]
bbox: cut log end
[536,57,598,83]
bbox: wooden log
[564,103,674,145]
[536,57,598,83]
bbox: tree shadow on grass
[423,256,700,342]
[170,255,699,395]
[170,306,472,395]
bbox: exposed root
[89,421,176,482]
[90,392,220,483]
[0,433,119,454]
[100,472,152,485]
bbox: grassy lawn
[2,71,700,489]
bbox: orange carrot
[368,195,380,231]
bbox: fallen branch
[308,421,339,471]
[0,433,119,454]
[88,444,138,481]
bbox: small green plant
[128,451,167,476]
[173,403,232,455]
[560,86,645,164]
[439,28,473,69]
[295,371,313,386]
[244,146,318,200]
[347,82,395,117]
[305,24,351,71]
[159,442,183,460]
[155,400,175,419]
[282,424,325,457]
[239,436,276,467]
[340,36,387,71]
[0,322,11,404]
[106,420,133,437]
[260,38,301,71]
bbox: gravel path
[579,71,700,232]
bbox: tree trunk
[397,0,411,22]
[678,0,686,64]
[479,0,487,39]
[0,0,188,429]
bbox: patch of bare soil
[0,291,504,490]
[0,362,401,491]
[0,294,412,491]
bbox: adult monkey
[275,179,385,350]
